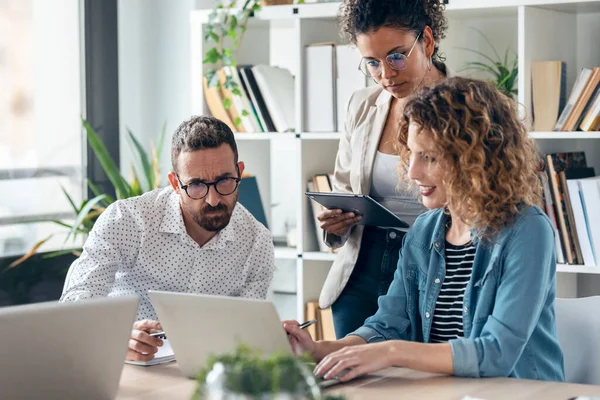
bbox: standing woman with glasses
[318,0,453,339]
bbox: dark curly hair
[396,77,543,239]
[338,0,448,67]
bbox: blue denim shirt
[351,205,565,381]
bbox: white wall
[118,0,196,179]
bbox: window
[0,0,83,257]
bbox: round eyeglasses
[358,33,421,78]
[177,174,241,200]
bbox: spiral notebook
[124,339,176,366]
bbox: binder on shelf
[531,61,566,132]
[307,180,331,253]
[251,65,296,132]
[238,175,268,229]
[566,179,596,266]
[336,44,367,132]
[578,177,600,266]
[305,42,337,132]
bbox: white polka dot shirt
[60,187,275,321]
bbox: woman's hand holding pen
[282,320,317,358]
[317,209,362,236]
[126,319,164,362]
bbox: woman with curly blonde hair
[285,77,565,382]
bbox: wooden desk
[117,363,600,400]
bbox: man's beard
[188,197,236,232]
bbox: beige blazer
[318,85,394,308]
[319,68,453,309]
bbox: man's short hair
[171,116,238,172]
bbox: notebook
[125,339,176,366]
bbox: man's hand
[126,319,164,362]
[313,341,394,382]
[317,209,362,236]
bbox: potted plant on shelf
[458,28,518,98]
[194,344,346,400]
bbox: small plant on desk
[193,343,346,400]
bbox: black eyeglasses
[176,173,241,200]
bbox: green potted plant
[458,28,518,98]
[7,119,166,268]
[194,344,346,400]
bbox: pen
[298,319,317,330]
[149,331,167,339]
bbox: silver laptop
[0,296,138,400]
[148,290,293,378]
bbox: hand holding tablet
[306,192,410,229]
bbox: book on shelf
[541,171,565,264]
[220,66,263,132]
[579,89,600,132]
[531,61,567,132]
[251,64,296,133]
[545,152,589,264]
[554,68,592,131]
[203,75,236,131]
[238,175,269,229]
[555,67,600,132]
[239,65,277,132]
[304,301,336,341]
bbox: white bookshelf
[191,0,600,318]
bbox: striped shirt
[429,241,476,343]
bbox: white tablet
[306,192,410,229]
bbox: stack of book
[531,62,600,132]
[542,152,599,267]
[204,65,295,133]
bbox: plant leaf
[42,249,82,259]
[205,70,219,88]
[241,109,249,117]
[66,194,108,242]
[232,88,242,96]
[82,118,131,199]
[203,47,222,64]
[8,235,53,268]
[455,47,501,72]
[126,127,154,192]
[60,185,80,214]
[233,117,242,127]
[471,27,502,63]
[87,179,115,206]
[223,97,233,110]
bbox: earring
[428,57,433,71]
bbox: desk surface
[117,363,600,400]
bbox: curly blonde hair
[397,77,543,238]
[338,0,448,67]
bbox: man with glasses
[61,116,274,362]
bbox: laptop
[0,296,139,400]
[148,290,292,378]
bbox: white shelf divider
[302,252,337,262]
[557,264,600,274]
[274,246,299,260]
[529,132,600,139]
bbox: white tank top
[369,151,425,227]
